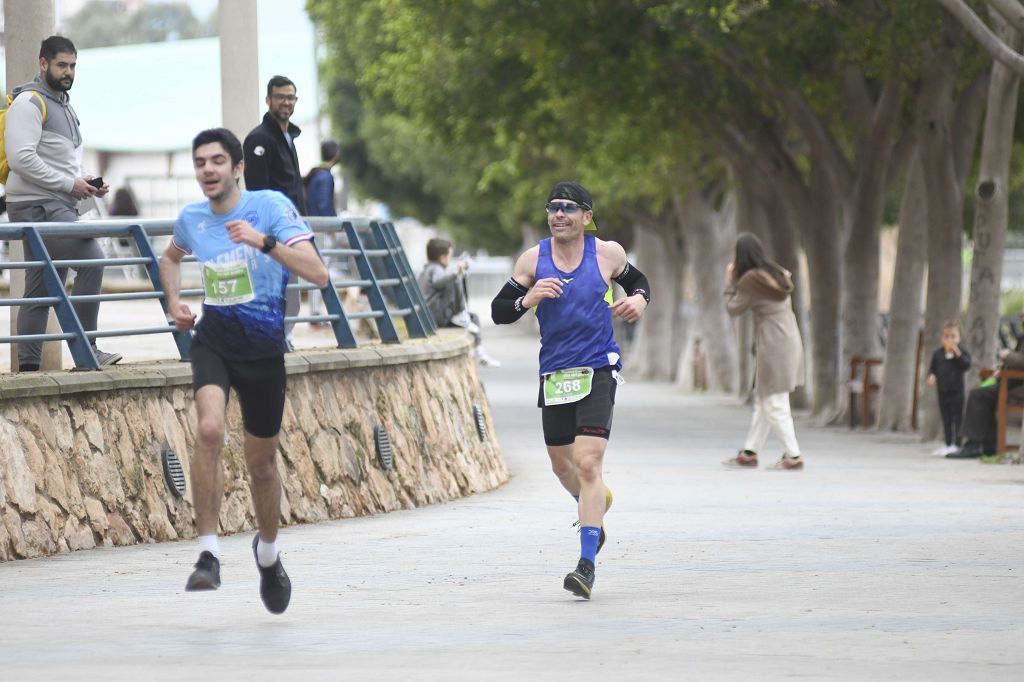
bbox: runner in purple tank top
[491,181,651,599]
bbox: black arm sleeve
[612,262,651,303]
[491,277,530,324]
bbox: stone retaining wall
[0,331,507,562]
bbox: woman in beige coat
[723,233,806,470]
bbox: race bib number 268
[543,366,594,406]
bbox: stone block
[338,348,385,368]
[284,354,311,376]
[52,371,115,395]
[0,374,60,400]
[103,367,167,390]
[153,362,194,386]
[304,350,352,372]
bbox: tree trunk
[876,154,928,431]
[965,14,1021,380]
[918,59,964,441]
[627,220,684,381]
[679,189,737,392]
[797,167,844,419]
[841,82,904,421]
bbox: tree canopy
[65,1,216,49]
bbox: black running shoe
[563,558,595,599]
[185,551,220,591]
[252,535,291,614]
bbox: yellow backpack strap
[30,91,46,122]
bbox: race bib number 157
[202,260,255,306]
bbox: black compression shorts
[190,340,287,439]
[538,367,617,446]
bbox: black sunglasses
[545,202,584,215]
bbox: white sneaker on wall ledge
[474,348,501,368]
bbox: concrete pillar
[4,0,61,371]
[218,0,260,151]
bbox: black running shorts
[538,367,617,446]
[190,340,287,439]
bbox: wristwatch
[261,235,277,254]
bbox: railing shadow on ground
[0,216,436,370]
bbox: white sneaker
[931,445,949,456]
[944,444,960,455]
[475,349,501,368]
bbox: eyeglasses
[545,202,584,215]
[271,94,298,103]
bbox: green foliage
[999,289,1024,317]
[304,0,1007,252]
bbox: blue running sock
[580,526,601,564]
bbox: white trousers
[743,391,801,457]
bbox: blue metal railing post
[368,221,428,339]
[384,221,437,333]
[343,221,400,343]
[312,239,359,348]
[128,224,193,361]
[21,227,100,369]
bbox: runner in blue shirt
[491,181,651,599]
[159,128,328,615]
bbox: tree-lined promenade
[307,0,1024,436]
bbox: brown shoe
[723,450,758,468]
[767,456,804,470]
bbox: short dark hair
[266,75,296,97]
[40,36,76,60]
[426,238,452,263]
[942,320,961,333]
[192,128,243,167]
[321,139,340,163]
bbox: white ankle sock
[199,534,220,558]
[256,538,279,567]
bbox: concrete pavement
[1,323,1022,681]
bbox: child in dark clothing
[926,321,972,455]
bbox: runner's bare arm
[267,240,329,288]
[159,244,196,331]
[492,246,557,324]
[224,220,329,287]
[600,240,649,323]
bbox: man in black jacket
[243,75,308,347]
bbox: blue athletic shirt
[172,190,314,360]
[535,234,621,375]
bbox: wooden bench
[996,369,1024,454]
[848,356,882,428]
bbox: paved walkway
[1,324,1022,680]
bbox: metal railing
[0,217,436,370]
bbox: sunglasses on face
[545,202,583,215]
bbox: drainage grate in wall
[162,448,187,497]
[374,425,394,471]
[472,403,488,442]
